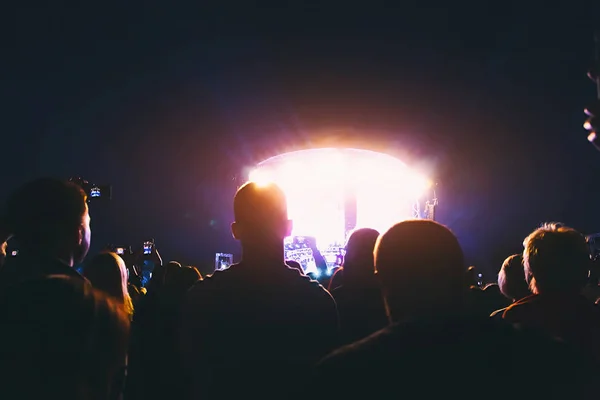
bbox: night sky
[2,2,600,276]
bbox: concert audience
[84,252,135,319]
[0,275,130,400]
[0,178,90,286]
[330,228,387,343]
[502,223,600,360]
[490,253,530,319]
[180,182,339,399]
[314,220,599,399]
[0,177,599,400]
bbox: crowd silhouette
[1,177,600,399]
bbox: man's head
[231,182,291,248]
[4,178,91,266]
[375,220,465,321]
[498,254,530,301]
[523,223,590,294]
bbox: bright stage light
[247,148,430,249]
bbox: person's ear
[77,225,84,245]
[285,219,293,237]
[231,222,240,240]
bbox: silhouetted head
[164,261,182,285]
[498,254,530,301]
[83,252,133,317]
[523,222,590,294]
[231,182,292,257]
[0,275,130,399]
[375,220,465,321]
[343,228,380,280]
[4,178,90,266]
[180,266,202,285]
[166,265,202,295]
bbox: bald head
[375,220,465,319]
[231,182,292,247]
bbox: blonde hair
[523,222,589,294]
[84,252,134,318]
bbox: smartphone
[143,240,154,255]
[215,253,233,271]
[88,185,112,200]
[90,186,102,198]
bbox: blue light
[313,270,321,279]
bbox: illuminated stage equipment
[249,148,432,255]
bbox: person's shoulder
[185,265,241,301]
[502,294,536,318]
[293,268,336,298]
[319,323,398,365]
[490,307,507,319]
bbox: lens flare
[247,148,430,248]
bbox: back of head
[523,223,590,294]
[176,266,202,290]
[166,265,201,295]
[344,228,380,279]
[84,252,128,303]
[0,275,130,399]
[4,178,88,259]
[375,220,465,320]
[232,182,290,245]
[498,254,530,301]
[164,261,183,285]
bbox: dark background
[2,2,600,277]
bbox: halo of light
[248,148,429,248]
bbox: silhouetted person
[313,220,599,399]
[172,266,202,293]
[163,261,182,287]
[503,223,600,360]
[134,264,200,400]
[490,254,530,319]
[0,275,130,400]
[331,228,387,343]
[0,178,90,287]
[84,252,134,319]
[180,182,339,399]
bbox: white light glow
[247,148,430,249]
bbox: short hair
[523,222,590,294]
[375,220,465,295]
[498,254,530,301]
[233,182,288,226]
[4,178,87,249]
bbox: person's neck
[23,247,74,267]
[241,245,284,267]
